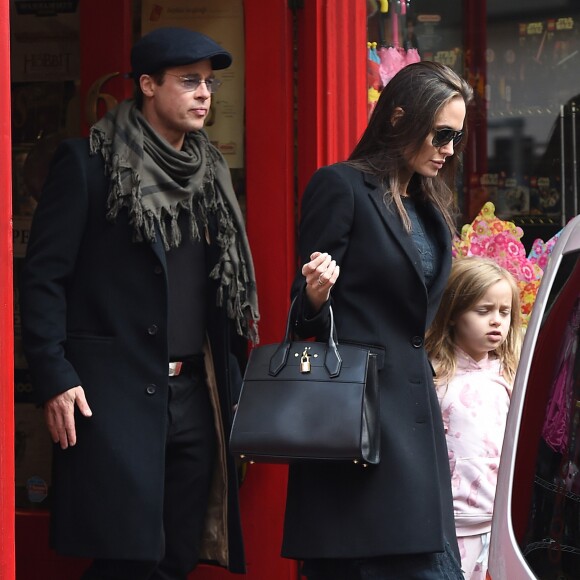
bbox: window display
[366,1,580,250]
[486,12,579,241]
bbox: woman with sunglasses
[282,61,473,579]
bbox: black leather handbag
[229,300,380,465]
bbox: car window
[514,250,580,578]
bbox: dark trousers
[301,541,465,580]
[82,367,217,580]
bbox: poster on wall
[9,0,80,83]
[141,0,245,168]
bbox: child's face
[452,279,513,362]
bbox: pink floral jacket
[437,348,511,537]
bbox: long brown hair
[425,257,523,385]
[347,61,473,232]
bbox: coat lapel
[363,173,425,285]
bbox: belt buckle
[168,361,183,377]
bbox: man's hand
[44,386,92,449]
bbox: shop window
[366,0,464,117]
[481,2,580,247]
[366,1,580,251]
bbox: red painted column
[232,0,298,578]
[0,0,16,577]
[296,0,368,199]
[78,0,133,135]
[245,3,296,336]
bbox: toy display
[453,201,562,327]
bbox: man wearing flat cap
[20,27,259,579]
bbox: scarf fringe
[90,101,259,341]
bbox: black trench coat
[282,163,458,560]
[19,139,246,573]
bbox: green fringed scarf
[89,100,259,343]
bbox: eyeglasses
[432,128,464,148]
[164,73,222,94]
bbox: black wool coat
[19,138,246,573]
[282,163,459,560]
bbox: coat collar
[362,171,451,295]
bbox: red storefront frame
[0,1,367,578]
[0,0,16,577]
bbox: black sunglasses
[432,128,464,148]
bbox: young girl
[426,256,523,580]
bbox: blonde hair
[425,256,522,385]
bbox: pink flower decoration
[532,240,544,255]
[494,233,507,245]
[469,242,485,256]
[452,201,560,327]
[521,264,535,282]
[507,241,522,257]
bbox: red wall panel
[0,0,15,575]
[296,0,368,200]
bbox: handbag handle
[269,296,342,378]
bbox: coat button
[411,336,423,348]
[146,384,157,395]
[147,324,158,335]
[153,265,163,275]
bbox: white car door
[488,213,580,580]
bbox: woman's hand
[302,252,340,313]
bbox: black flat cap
[130,27,232,79]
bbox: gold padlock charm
[300,348,311,373]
